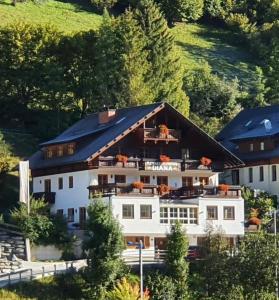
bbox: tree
[0,132,13,174]
[204,0,234,20]
[91,0,117,10]
[266,42,279,104]
[165,221,189,299]
[136,0,190,116]
[159,0,204,25]
[83,198,126,299]
[95,10,152,109]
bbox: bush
[204,0,234,20]
[225,13,251,33]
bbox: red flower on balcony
[132,181,144,190]
[200,156,212,166]
[116,154,128,163]
[218,184,229,195]
[158,184,170,195]
[158,124,169,136]
[248,217,261,226]
[160,155,170,162]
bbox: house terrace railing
[137,128,181,143]
[92,156,139,169]
[88,184,241,199]
[33,192,56,204]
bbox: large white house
[30,102,245,250]
[217,105,279,199]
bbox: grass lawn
[0,0,102,33]
[173,23,257,90]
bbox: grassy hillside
[0,129,38,215]
[0,0,257,89]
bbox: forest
[0,0,278,210]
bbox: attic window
[260,142,265,151]
[46,149,53,159]
[67,144,75,155]
[44,143,76,159]
[249,143,254,152]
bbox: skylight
[245,120,252,127]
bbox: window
[159,207,198,224]
[79,207,86,228]
[115,175,126,184]
[69,176,73,188]
[259,166,264,182]
[199,177,209,186]
[46,148,53,159]
[57,146,64,157]
[98,174,108,185]
[140,176,150,184]
[189,208,198,224]
[232,170,240,185]
[157,176,168,185]
[260,142,265,151]
[249,143,254,152]
[179,208,188,224]
[169,207,178,224]
[272,165,277,181]
[44,179,51,193]
[67,208,74,222]
[58,177,63,190]
[57,209,63,216]
[248,167,253,183]
[140,205,152,219]
[224,206,235,220]
[122,204,134,219]
[160,207,168,223]
[207,206,218,220]
[67,144,75,155]
[182,177,193,187]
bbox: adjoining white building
[30,102,245,250]
[216,105,279,199]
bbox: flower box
[158,124,169,137]
[200,156,212,167]
[116,154,128,163]
[132,181,144,190]
[160,155,170,162]
[158,184,170,195]
[218,184,229,195]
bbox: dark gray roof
[29,103,162,169]
[29,102,243,170]
[216,105,279,162]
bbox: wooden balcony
[182,160,212,171]
[33,192,56,204]
[92,157,139,169]
[137,128,181,144]
[88,183,158,197]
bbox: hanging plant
[158,184,170,195]
[160,155,170,162]
[158,124,169,136]
[116,154,128,163]
[218,184,230,195]
[132,181,144,190]
[200,157,212,166]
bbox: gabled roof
[216,105,279,162]
[29,102,243,170]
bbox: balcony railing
[92,157,139,169]
[88,183,158,197]
[88,184,241,199]
[137,128,181,143]
[33,192,56,204]
[182,160,212,171]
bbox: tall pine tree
[95,10,152,108]
[135,0,190,116]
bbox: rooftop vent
[98,107,116,124]
[261,119,272,132]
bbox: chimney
[98,107,116,124]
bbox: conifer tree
[136,0,190,116]
[95,10,152,108]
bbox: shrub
[225,13,251,33]
[158,184,170,195]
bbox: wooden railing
[137,128,181,143]
[97,157,139,169]
[33,192,56,204]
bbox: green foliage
[145,271,177,300]
[166,221,189,299]
[95,9,153,108]
[204,0,234,20]
[266,41,279,104]
[91,0,117,10]
[105,277,150,299]
[10,198,72,248]
[83,198,126,299]
[242,187,275,220]
[0,132,13,174]
[159,0,204,24]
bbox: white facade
[225,164,279,198]
[32,166,244,247]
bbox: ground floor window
[67,208,74,222]
[160,207,198,224]
[124,236,150,248]
[140,205,152,219]
[122,204,134,219]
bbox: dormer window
[260,142,265,151]
[67,144,75,155]
[249,143,254,152]
[58,146,63,157]
[46,148,53,159]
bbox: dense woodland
[0,0,278,209]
